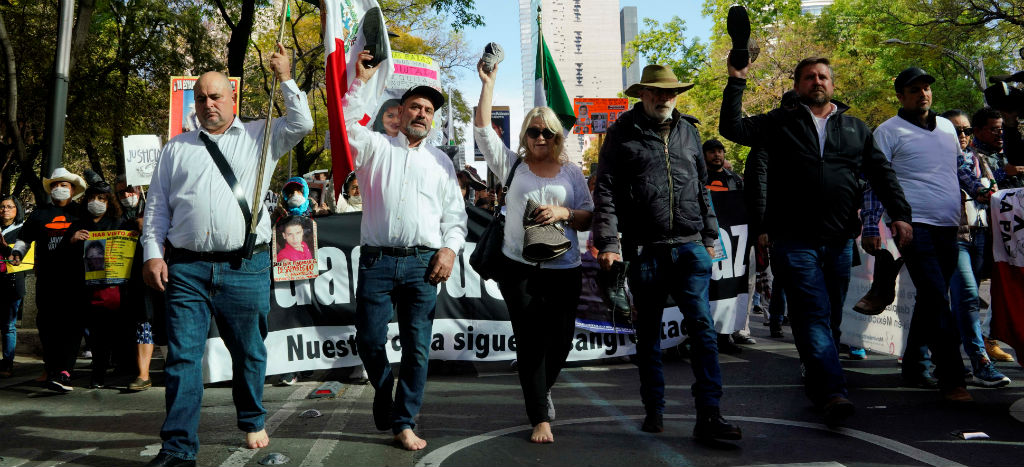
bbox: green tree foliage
[621,0,1019,174]
[0,0,481,202]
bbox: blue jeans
[768,275,786,326]
[1,297,20,362]
[356,248,437,434]
[771,238,852,405]
[628,242,721,413]
[949,235,988,371]
[899,224,965,389]
[160,250,271,460]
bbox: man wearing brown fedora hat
[720,55,913,428]
[593,64,742,441]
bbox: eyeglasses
[954,127,972,136]
[0,205,15,210]
[525,127,557,140]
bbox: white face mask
[120,195,139,208]
[51,186,72,201]
[287,193,305,208]
[348,195,362,206]
[87,200,107,216]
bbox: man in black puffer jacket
[720,56,913,428]
[593,64,741,441]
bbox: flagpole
[537,5,544,87]
[244,0,291,258]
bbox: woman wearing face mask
[68,178,125,389]
[9,168,87,392]
[475,60,594,444]
[336,172,362,213]
[0,195,26,377]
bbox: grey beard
[348,195,362,207]
[404,123,429,139]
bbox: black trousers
[496,255,582,426]
[36,293,83,377]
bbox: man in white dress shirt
[140,44,313,467]
[345,51,467,451]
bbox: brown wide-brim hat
[624,65,695,98]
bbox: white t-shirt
[474,126,594,269]
[873,114,962,227]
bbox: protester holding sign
[474,59,593,444]
[68,177,126,389]
[593,64,741,441]
[11,168,87,393]
[0,195,26,378]
[345,51,467,451]
[141,43,312,466]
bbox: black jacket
[720,77,911,241]
[593,104,718,255]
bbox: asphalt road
[1,323,1022,467]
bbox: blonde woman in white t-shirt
[474,59,594,444]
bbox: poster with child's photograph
[272,216,319,281]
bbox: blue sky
[452,1,713,171]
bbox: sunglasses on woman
[954,126,972,136]
[525,127,557,139]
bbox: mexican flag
[534,35,576,131]
[322,0,393,202]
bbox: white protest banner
[122,135,163,186]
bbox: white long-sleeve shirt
[343,79,467,252]
[142,79,313,260]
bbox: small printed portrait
[592,113,608,133]
[84,239,107,272]
[275,216,316,263]
[307,187,323,206]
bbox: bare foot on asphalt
[530,422,554,443]
[246,429,269,449]
[394,429,427,451]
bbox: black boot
[853,250,904,315]
[641,412,663,433]
[694,406,742,440]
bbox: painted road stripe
[299,384,366,466]
[219,384,310,467]
[415,415,966,467]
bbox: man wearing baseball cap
[341,50,467,451]
[861,67,993,400]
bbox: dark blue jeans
[899,224,965,389]
[1,297,19,363]
[160,250,271,460]
[950,234,988,371]
[356,248,437,434]
[771,238,852,406]
[768,275,786,326]
[628,242,721,413]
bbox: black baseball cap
[894,67,936,92]
[401,85,445,110]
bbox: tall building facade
[518,0,623,164]
[620,6,640,88]
[800,0,834,14]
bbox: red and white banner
[989,188,1024,352]
[322,0,393,201]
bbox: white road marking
[299,384,366,466]
[415,415,967,467]
[219,384,310,467]
[0,448,41,467]
[139,443,161,457]
[39,448,98,467]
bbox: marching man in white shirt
[141,44,313,467]
[345,51,467,451]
